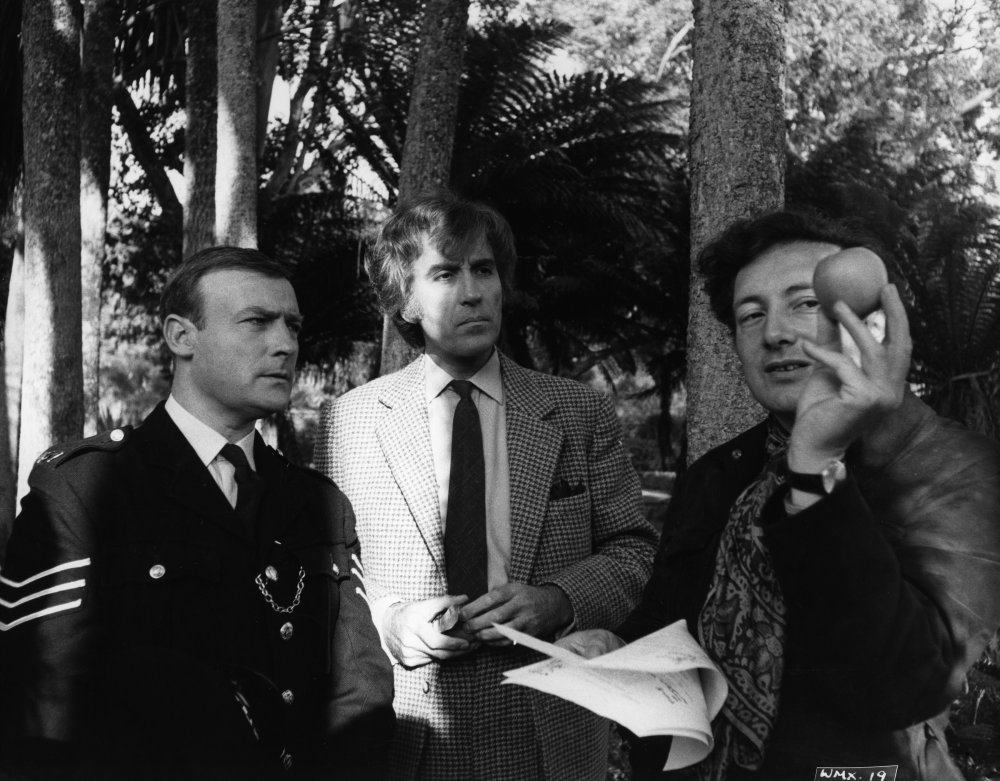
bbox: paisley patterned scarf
[696,419,789,780]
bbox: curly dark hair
[366,190,517,348]
[698,210,886,330]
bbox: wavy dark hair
[366,190,517,348]
[699,210,886,331]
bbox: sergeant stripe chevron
[0,558,90,631]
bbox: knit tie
[444,380,488,600]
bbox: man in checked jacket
[315,191,658,781]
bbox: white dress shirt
[164,395,256,508]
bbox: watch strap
[785,458,847,495]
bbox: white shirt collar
[164,394,257,470]
[423,349,504,404]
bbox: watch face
[821,459,847,494]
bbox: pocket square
[549,478,585,500]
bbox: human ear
[400,298,422,324]
[163,314,198,358]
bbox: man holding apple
[561,211,1000,780]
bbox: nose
[272,318,299,356]
[762,310,798,349]
[459,269,484,304]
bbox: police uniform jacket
[0,402,395,780]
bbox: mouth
[764,359,811,375]
[261,370,293,382]
[458,316,491,326]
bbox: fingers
[420,593,469,619]
[460,587,511,621]
[879,283,912,349]
[555,629,625,659]
[418,624,475,654]
[389,596,476,667]
[463,595,522,634]
[828,300,878,359]
[828,286,911,378]
[471,627,513,645]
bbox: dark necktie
[444,380,488,600]
[220,443,262,535]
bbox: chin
[253,395,292,417]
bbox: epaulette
[35,426,133,468]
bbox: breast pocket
[542,489,593,571]
[104,541,221,645]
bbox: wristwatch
[786,458,847,496]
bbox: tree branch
[113,82,182,226]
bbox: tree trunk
[256,0,284,165]
[686,0,786,463]
[216,0,257,248]
[0,227,23,554]
[80,0,116,436]
[184,0,218,256]
[19,0,84,501]
[380,0,470,375]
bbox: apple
[813,247,889,318]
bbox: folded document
[498,619,728,771]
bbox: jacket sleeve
[762,409,1000,729]
[615,468,696,643]
[323,485,395,774]
[0,460,102,771]
[544,393,658,631]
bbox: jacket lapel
[254,436,309,556]
[500,355,564,584]
[136,403,248,541]
[374,357,447,576]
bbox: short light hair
[160,246,292,326]
[366,191,517,348]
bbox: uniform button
[280,621,294,640]
[281,689,294,705]
[332,563,340,576]
[732,449,743,460]
[110,428,125,442]
[265,565,278,582]
[149,564,166,579]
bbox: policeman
[0,247,394,779]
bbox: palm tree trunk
[0,226,23,555]
[184,0,218,256]
[81,0,117,436]
[216,0,257,248]
[380,0,470,375]
[19,0,84,501]
[686,0,786,462]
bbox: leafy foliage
[789,120,1000,439]
[326,14,689,397]
[0,0,22,219]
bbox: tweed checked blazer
[315,352,657,781]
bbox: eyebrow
[237,305,303,324]
[424,259,462,275]
[734,282,814,309]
